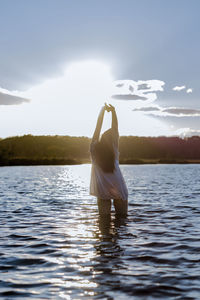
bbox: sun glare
[8,59,172,137]
[19,60,115,136]
[66,60,113,83]
[25,60,114,102]
[62,60,114,109]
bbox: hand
[108,103,115,112]
[104,103,115,112]
[104,102,110,112]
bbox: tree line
[0,134,200,166]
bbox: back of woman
[90,104,128,215]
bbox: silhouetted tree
[0,135,200,165]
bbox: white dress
[90,128,128,201]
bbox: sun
[66,60,113,83]
[63,60,114,106]
[25,60,114,105]
[12,59,172,138]
[17,60,114,136]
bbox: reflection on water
[0,165,200,299]
[92,215,128,298]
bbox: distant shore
[1,158,200,166]
[1,135,200,166]
[120,159,200,165]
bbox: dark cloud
[133,106,160,112]
[163,108,200,115]
[133,105,200,117]
[116,83,124,88]
[112,94,147,101]
[0,92,30,105]
[137,83,149,90]
[129,85,134,92]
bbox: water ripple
[0,165,200,299]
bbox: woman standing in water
[90,103,128,215]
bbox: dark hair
[93,129,115,173]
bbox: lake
[0,165,200,299]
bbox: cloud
[137,83,149,90]
[0,88,30,105]
[133,105,200,117]
[174,128,200,137]
[112,79,165,102]
[172,85,193,94]
[163,108,200,116]
[132,106,160,112]
[112,94,147,101]
[129,85,134,92]
[172,85,186,91]
[116,83,124,88]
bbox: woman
[90,103,128,215]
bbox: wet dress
[90,128,128,201]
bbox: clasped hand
[104,102,115,112]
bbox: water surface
[0,165,200,299]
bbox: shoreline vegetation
[0,134,200,166]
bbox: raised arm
[110,105,118,132]
[91,106,106,142]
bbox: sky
[0,0,200,138]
